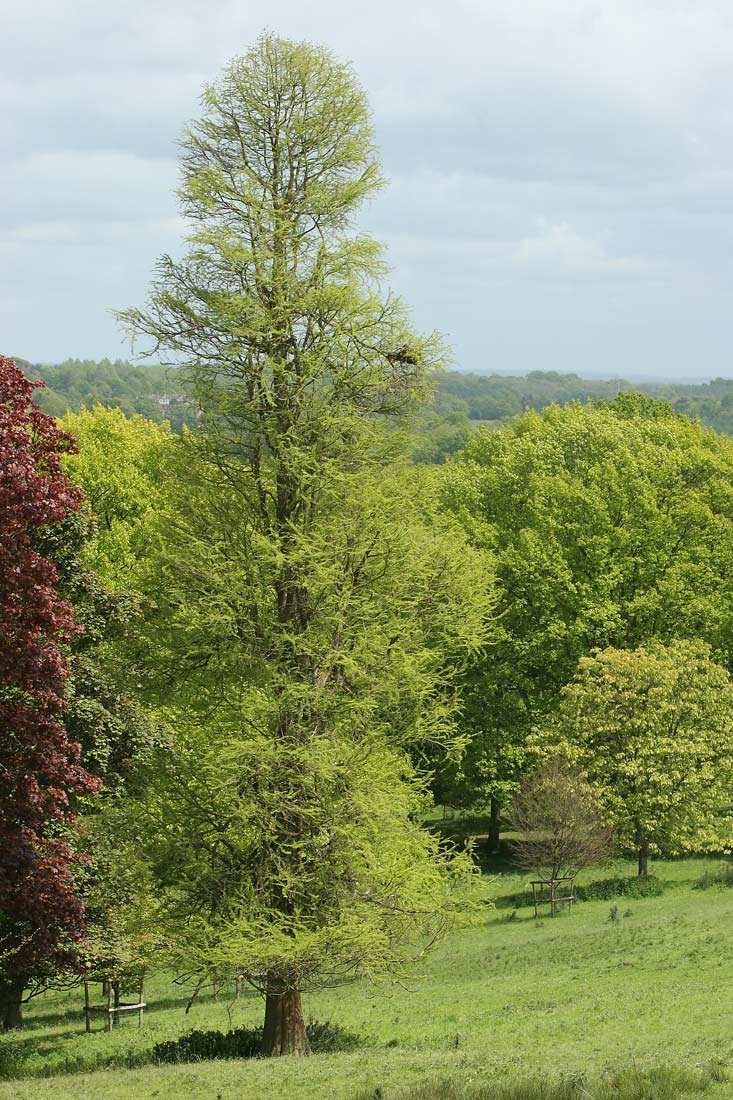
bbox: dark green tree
[442,394,733,833]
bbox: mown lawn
[2,857,732,1099]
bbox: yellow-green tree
[58,407,172,985]
[116,36,493,1055]
[546,640,733,874]
[60,406,171,591]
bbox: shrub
[304,1018,362,1053]
[151,1018,362,1064]
[574,875,664,901]
[495,875,664,911]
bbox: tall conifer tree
[119,36,491,1054]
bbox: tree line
[16,360,733,465]
[3,34,733,1053]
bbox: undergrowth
[361,1062,729,1100]
[495,875,664,910]
[694,864,733,890]
[0,1019,362,1079]
[153,1019,362,1064]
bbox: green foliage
[573,875,665,901]
[21,360,733,450]
[411,407,474,464]
[441,395,733,815]
[58,407,173,791]
[112,34,493,1046]
[433,369,733,439]
[60,407,172,590]
[30,504,156,798]
[27,359,193,430]
[434,370,632,424]
[544,640,733,870]
[131,464,490,979]
[50,408,174,979]
[495,874,664,910]
[152,1025,263,1063]
[74,815,163,980]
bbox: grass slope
[1,858,732,1099]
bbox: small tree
[0,356,101,1028]
[549,640,733,875]
[509,756,612,882]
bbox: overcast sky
[3,0,733,380]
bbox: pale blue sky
[3,0,733,379]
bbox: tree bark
[487,796,501,854]
[261,974,309,1056]
[637,835,649,877]
[0,977,25,1030]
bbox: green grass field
[2,856,732,1099]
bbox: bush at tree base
[152,1019,362,1063]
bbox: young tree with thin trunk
[508,756,612,882]
[117,36,493,1056]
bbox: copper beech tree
[0,356,100,1029]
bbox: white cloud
[511,221,648,278]
[0,151,178,226]
[3,0,733,376]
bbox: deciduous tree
[55,408,171,989]
[0,356,100,1028]
[117,36,493,1055]
[545,640,733,874]
[508,756,612,882]
[441,395,733,832]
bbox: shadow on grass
[0,1019,363,1080]
[19,977,245,1032]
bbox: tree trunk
[261,974,309,1056]
[111,979,121,1029]
[487,796,501,854]
[0,977,24,1030]
[637,835,649,877]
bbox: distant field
[2,856,732,1100]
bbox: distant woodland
[11,357,196,432]
[15,356,733,459]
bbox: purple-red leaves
[0,355,100,982]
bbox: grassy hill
[2,856,732,1099]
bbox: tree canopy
[0,356,100,1028]
[508,757,612,882]
[544,640,733,874]
[441,394,733,818]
